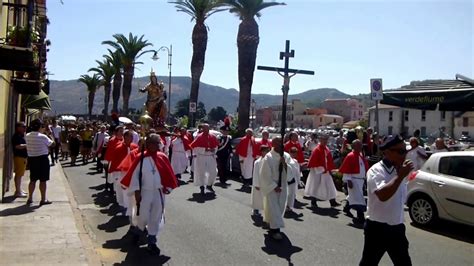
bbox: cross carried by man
[256,40,314,241]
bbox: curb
[58,164,103,266]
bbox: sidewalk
[0,163,101,265]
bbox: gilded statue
[140,71,167,127]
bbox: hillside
[48,76,358,115]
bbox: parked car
[407,151,474,227]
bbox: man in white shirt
[93,125,109,173]
[360,135,414,266]
[406,137,428,170]
[25,119,55,206]
[431,138,448,153]
[49,120,61,164]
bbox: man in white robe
[251,145,271,216]
[259,137,291,240]
[286,147,301,215]
[236,128,258,186]
[190,124,219,195]
[171,128,191,180]
[121,134,178,255]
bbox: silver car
[407,151,474,226]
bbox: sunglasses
[388,148,407,155]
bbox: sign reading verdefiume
[370,78,383,100]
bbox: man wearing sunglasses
[360,135,414,266]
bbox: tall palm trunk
[103,83,111,116]
[112,71,122,113]
[88,91,95,118]
[188,21,207,127]
[237,18,259,133]
[122,66,134,115]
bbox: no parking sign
[370,79,383,100]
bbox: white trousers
[287,181,297,209]
[111,171,125,207]
[240,155,254,180]
[193,155,217,187]
[304,170,337,201]
[137,189,165,237]
[123,187,137,225]
[263,187,287,229]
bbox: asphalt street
[61,159,473,266]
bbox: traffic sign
[189,101,197,113]
[370,79,383,100]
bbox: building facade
[368,104,457,138]
[322,98,364,122]
[454,112,474,138]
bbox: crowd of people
[14,115,456,264]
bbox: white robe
[193,147,217,187]
[259,150,291,229]
[240,142,254,180]
[251,158,264,210]
[129,157,165,237]
[342,156,366,208]
[287,158,301,209]
[171,138,189,175]
[304,150,337,201]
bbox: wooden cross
[257,40,315,188]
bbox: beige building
[322,98,364,122]
[454,112,474,138]
[313,114,344,128]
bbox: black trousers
[360,220,411,266]
[216,155,230,183]
[50,138,60,161]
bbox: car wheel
[408,195,438,226]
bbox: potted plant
[6,25,40,47]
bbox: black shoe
[311,199,318,208]
[200,186,205,195]
[206,185,215,193]
[343,204,351,215]
[147,244,161,255]
[330,199,341,207]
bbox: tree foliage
[207,106,227,122]
[174,98,207,121]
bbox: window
[439,156,474,180]
[441,111,446,121]
[463,117,469,127]
[404,110,409,121]
[389,111,393,122]
[388,126,393,135]
[421,127,426,137]
[320,117,323,122]
[421,110,426,121]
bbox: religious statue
[140,70,167,128]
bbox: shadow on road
[98,215,130,232]
[307,206,340,218]
[103,232,171,266]
[293,200,308,210]
[410,220,474,244]
[0,204,40,216]
[284,210,304,222]
[187,193,216,204]
[235,185,251,194]
[261,232,303,266]
[214,182,231,189]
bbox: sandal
[26,199,33,205]
[39,200,52,206]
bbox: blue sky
[47,0,473,96]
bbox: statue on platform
[140,70,167,128]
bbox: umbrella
[119,117,133,124]
[381,78,474,111]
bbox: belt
[288,179,296,185]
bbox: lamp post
[250,99,256,129]
[152,45,172,124]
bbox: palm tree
[169,0,226,127]
[78,74,102,118]
[102,33,153,115]
[89,59,115,117]
[103,50,123,114]
[223,0,285,133]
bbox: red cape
[106,142,138,173]
[235,135,258,158]
[190,132,218,149]
[284,141,305,163]
[104,136,122,161]
[120,150,178,191]
[307,144,335,172]
[172,135,191,151]
[339,151,369,174]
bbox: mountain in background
[49,76,370,115]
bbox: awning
[381,78,474,111]
[21,89,51,111]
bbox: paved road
[61,159,473,266]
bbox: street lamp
[152,45,172,124]
[251,99,256,129]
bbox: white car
[407,151,474,227]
